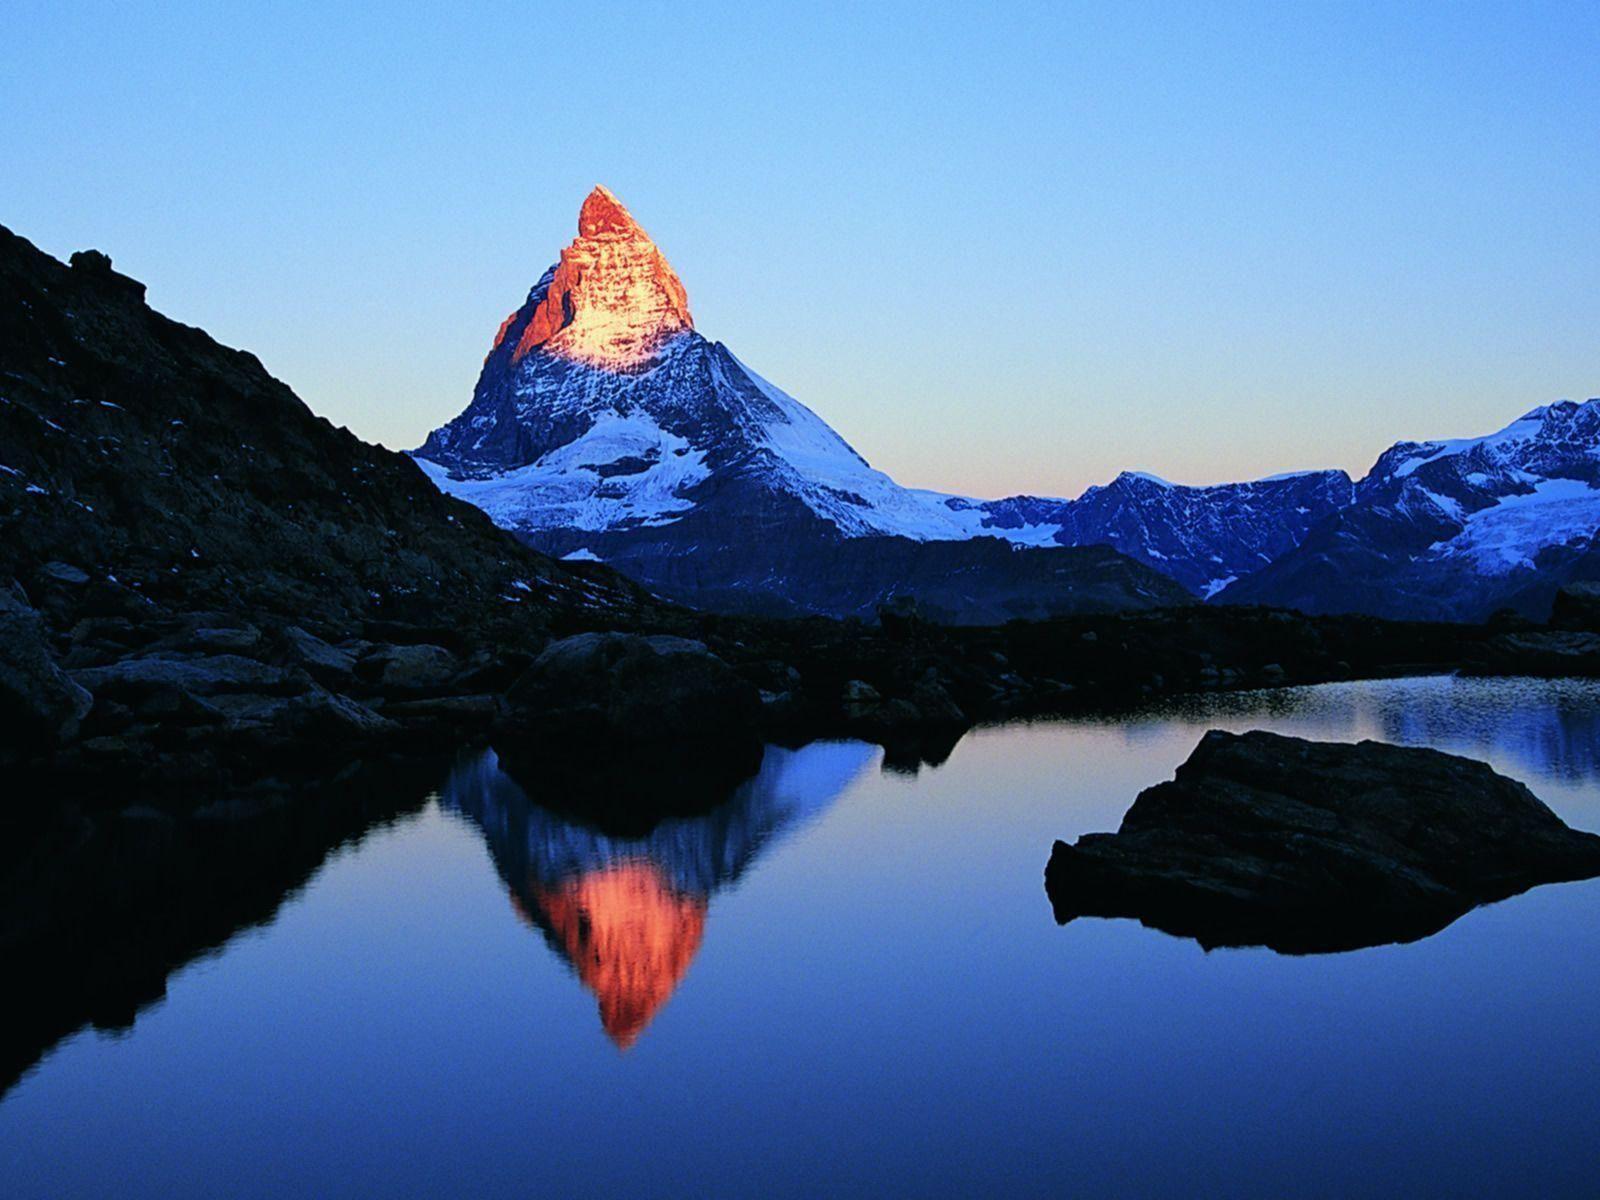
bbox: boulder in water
[1046,729,1600,952]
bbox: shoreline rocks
[0,585,93,748]
[494,633,765,832]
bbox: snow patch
[415,409,710,533]
[1390,410,1550,478]
[1430,477,1600,574]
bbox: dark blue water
[5,676,1600,1198]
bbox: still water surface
[5,677,1600,1197]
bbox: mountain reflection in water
[439,742,877,1046]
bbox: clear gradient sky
[3,1,1596,497]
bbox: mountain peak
[578,185,642,237]
[502,186,694,371]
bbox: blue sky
[3,1,1596,497]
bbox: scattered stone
[279,689,397,741]
[38,562,90,586]
[841,679,881,720]
[71,654,306,698]
[131,685,225,725]
[1479,631,1600,677]
[507,633,759,749]
[910,668,966,725]
[842,679,881,703]
[0,583,94,747]
[1550,582,1600,632]
[204,692,293,730]
[185,625,263,654]
[366,643,460,692]
[282,625,358,682]
[379,694,500,724]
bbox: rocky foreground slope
[0,223,659,770]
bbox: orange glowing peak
[511,185,694,371]
[578,184,643,237]
[531,861,707,1050]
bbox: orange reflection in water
[527,862,708,1050]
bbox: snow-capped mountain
[1220,400,1600,620]
[418,188,1057,546]
[414,187,1190,620]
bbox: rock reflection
[440,742,876,1047]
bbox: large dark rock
[507,632,759,749]
[1477,631,1600,677]
[1046,730,1600,953]
[0,583,92,748]
[1549,582,1600,632]
[70,653,307,698]
[363,642,460,692]
[498,633,765,831]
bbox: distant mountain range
[415,187,1600,624]
[1221,400,1600,620]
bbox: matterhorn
[414,186,1186,621]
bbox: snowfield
[1430,477,1600,575]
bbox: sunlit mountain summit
[439,743,876,1048]
[491,185,694,372]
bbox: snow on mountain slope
[414,409,709,533]
[1220,400,1600,620]
[1438,477,1600,574]
[723,350,1065,542]
[1389,402,1600,578]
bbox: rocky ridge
[1221,401,1600,620]
[501,186,693,370]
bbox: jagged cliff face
[1038,470,1357,597]
[500,187,693,371]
